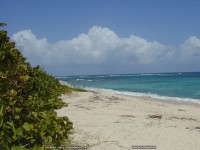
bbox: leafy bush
[0,23,73,149]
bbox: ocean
[56,72,200,103]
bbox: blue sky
[1,0,200,75]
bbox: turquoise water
[56,72,200,102]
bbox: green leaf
[32,145,43,150]
[40,131,46,136]
[23,123,31,131]
[11,146,27,150]
[0,118,3,127]
[9,89,17,96]
[32,112,38,118]
[46,136,52,143]
[15,115,20,120]
[24,75,29,80]
[4,121,15,129]
[0,106,3,127]
[15,127,23,136]
[19,75,29,81]
[40,112,47,118]
[12,134,17,140]
[19,64,27,70]
[9,99,16,105]
[15,108,21,113]
[0,51,5,60]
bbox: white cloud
[11,30,50,65]
[121,35,172,64]
[11,26,172,66]
[180,36,200,63]
[11,26,200,74]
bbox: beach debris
[72,104,91,110]
[148,114,162,119]
[195,126,200,129]
[120,115,135,118]
[185,126,200,132]
[169,116,196,121]
[178,109,186,111]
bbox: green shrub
[0,23,73,149]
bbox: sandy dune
[57,90,200,150]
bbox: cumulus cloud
[11,30,50,65]
[11,26,172,66]
[11,26,200,74]
[180,36,200,63]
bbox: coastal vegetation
[0,23,73,149]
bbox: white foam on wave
[109,75,119,77]
[140,73,155,76]
[109,74,140,77]
[85,87,200,104]
[76,79,94,82]
[140,73,175,76]
[108,74,176,77]
[56,76,70,79]
[76,79,85,81]
[97,76,105,78]
[59,80,73,87]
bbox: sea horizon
[55,71,200,77]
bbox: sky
[1,0,200,75]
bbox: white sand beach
[57,90,200,150]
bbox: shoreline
[59,79,200,105]
[57,89,200,150]
[95,88,200,107]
